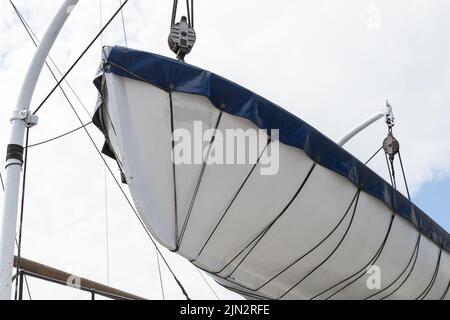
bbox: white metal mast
[0,0,79,300]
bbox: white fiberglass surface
[102,74,449,299]
[177,112,267,259]
[225,165,357,292]
[423,251,450,300]
[330,215,419,300]
[195,143,314,273]
[385,236,440,300]
[105,74,176,249]
[171,92,221,239]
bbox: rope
[27,122,92,148]
[33,0,129,115]
[236,190,361,293]
[323,149,400,300]
[194,139,270,261]
[177,112,223,249]
[441,280,450,300]
[317,214,396,300]
[381,235,421,299]
[14,128,30,300]
[310,155,399,300]
[416,249,442,300]
[365,234,421,300]
[211,178,361,295]
[320,148,401,300]
[119,0,128,46]
[201,163,315,276]
[278,191,361,299]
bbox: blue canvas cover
[93,46,449,252]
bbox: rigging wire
[381,235,421,299]
[87,127,191,299]
[365,146,383,165]
[365,234,421,300]
[99,0,111,288]
[278,190,361,299]
[119,0,128,47]
[398,150,411,201]
[11,240,33,300]
[222,189,361,293]
[27,122,93,148]
[310,153,399,300]
[73,120,191,299]
[191,0,194,28]
[14,128,30,300]
[104,167,111,286]
[99,0,103,47]
[32,0,129,115]
[9,0,92,119]
[11,1,191,300]
[323,135,405,299]
[196,269,220,300]
[384,152,395,189]
[185,0,191,26]
[171,0,178,26]
[171,0,194,27]
[23,275,32,300]
[155,247,165,300]
[0,170,4,192]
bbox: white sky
[0,0,449,300]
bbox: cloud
[0,0,449,299]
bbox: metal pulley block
[383,132,400,161]
[168,16,196,61]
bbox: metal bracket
[11,109,39,128]
[383,101,399,161]
[385,100,394,130]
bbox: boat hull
[94,47,450,300]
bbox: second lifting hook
[383,100,399,161]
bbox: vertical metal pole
[18,272,24,301]
[0,0,79,300]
